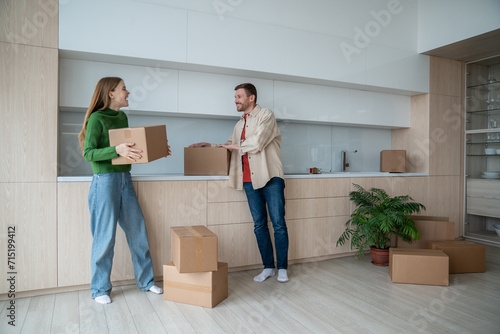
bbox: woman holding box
[78,77,166,304]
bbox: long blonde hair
[78,77,123,153]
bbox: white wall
[59,0,429,94]
[418,0,500,53]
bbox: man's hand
[218,143,240,151]
[189,142,212,148]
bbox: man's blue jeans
[244,177,289,270]
[88,172,155,298]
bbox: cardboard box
[396,216,455,249]
[184,147,230,175]
[389,248,449,286]
[426,240,486,274]
[380,150,406,173]
[163,262,228,308]
[109,125,167,165]
[171,226,218,273]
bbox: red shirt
[241,113,252,182]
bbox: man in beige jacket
[191,83,289,282]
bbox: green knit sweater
[83,108,131,174]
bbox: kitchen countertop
[58,172,427,182]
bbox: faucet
[341,150,358,171]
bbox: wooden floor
[1,245,500,334]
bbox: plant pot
[370,246,390,266]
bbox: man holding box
[192,83,289,282]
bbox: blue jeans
[244,177,289,270]
[88,172,155,298]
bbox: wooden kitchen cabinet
[208,223,262,268]
[284,179,352,261]
[137,180,208,277]
[53,176,432,289]
[287,216,352,260]
[208,178,354,266]
[58,180,209,287]
[0,183,57,293]
[0,43,58,183]
[57,182,136,287]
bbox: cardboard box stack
[389,216,486,286]
[163,226,228,308]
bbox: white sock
[148,285,163,294]
[254,268,275,282]
[95,295,111,304]
[277,269,289,283]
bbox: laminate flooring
[1,245,500,334]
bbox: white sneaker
[148,285,163,294]
[95,295,111,304]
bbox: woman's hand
[115,143,142,161]
[166,141,172,157]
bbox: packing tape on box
[124,129,131,138]
[164,280,212,294]
[187,226,204,272]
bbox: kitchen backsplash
[59,111,392,176]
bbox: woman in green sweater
[78,77,163,305]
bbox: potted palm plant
[336,184,426,266]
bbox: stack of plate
[485,148,496,155]
[482,171,500,179]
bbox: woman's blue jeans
[244,177,289,270]
[88,172,155,298]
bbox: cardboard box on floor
[389,248,449,286]
[109,125,167,165]
[163,262,228,308]
[184,147,230,175]
[426,240,486,274]
[396,216,455,249]
[171,226,218,273]
[380,150,406,173]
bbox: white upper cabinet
[367,45,430,93]
[59,0,188,62]
[178,71,273,117]
[186,11,368,86]
[274,81,410,128]
[59,59,179,113]
[60,58,410,127]
[274,81,350,123]
[418,0,500,53]
[59,0,429,95]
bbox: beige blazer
[227,104,284,190]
